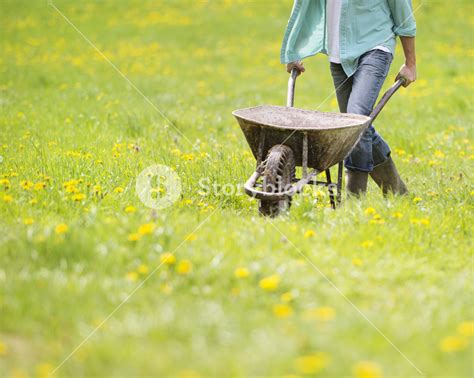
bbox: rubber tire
[259,145,295,217]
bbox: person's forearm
[400,36,416,67]
[396,36,416,86]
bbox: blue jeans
[330,50,393,172]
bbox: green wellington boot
[370,157,408,195]
[346,170,369,197]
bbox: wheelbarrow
[233,68,405,216]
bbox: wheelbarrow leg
[256,127,266,168]
[326,168,336,210]
[337,162,343,205]
[302,132,308,178]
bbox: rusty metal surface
[232,105,370,171]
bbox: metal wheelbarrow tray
[234,105,370,171]
[233,68,404,216]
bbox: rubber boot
[370,157,408,195]
[346,169,369,197]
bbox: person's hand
[286,61,305,76]
[396,63,416,87]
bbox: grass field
[1,0,473,377]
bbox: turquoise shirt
[280,0,416,76]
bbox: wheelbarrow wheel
[259,145,295,217]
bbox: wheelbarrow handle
[369,78,406,123]
[286,67,299,107]
[288,69,404,118]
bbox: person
[280,0,417,196]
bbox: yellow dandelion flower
[125,205,136,213]
[273,303,293,318]
[23,218,34,225]
[369,214,384,225]
[177,260,192,275]
[413,197,422,204]
[281,291,293,302]
[434,150,445,159]
[304,229,315,238]
[71,193,86,201]
[30,198,38,205]
[182,199,193,205]
[457,321,474,337]
[34,182,46,190]
[126,271,138,282]
[20,180,33,190]
[392,212,403,218]
[114,187,124,193]
[361,240,374,248]
[160,253,176,265]
[3,194,13,203]
[304,306,336,321]
[54,223,68,234]
[181,153,194,161]
[364,207,376,215]
[0,178,10,187]
[185,233,197,241]
[65,185,79,193]
[394,148,406,156]
[0,341,6,355]
[259,274,280,291]
[352,257,363,266]
[137,264,149,274]
[93,185,102,195]
[439,336,469,352]
[127,233,141,241]
[294,352,330,374]
[64,179,79,188]
[315,189,326,199]
[234,267,250,279]
[410,218,430,226]
[36,363,55,378]
[138,223,155,235]
[352,361,383,378]
[171,148,181,156]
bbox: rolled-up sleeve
[388,0,417,37]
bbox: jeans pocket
[373,49,392,64]
[360,50,392,78]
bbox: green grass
[1,0,473,376]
